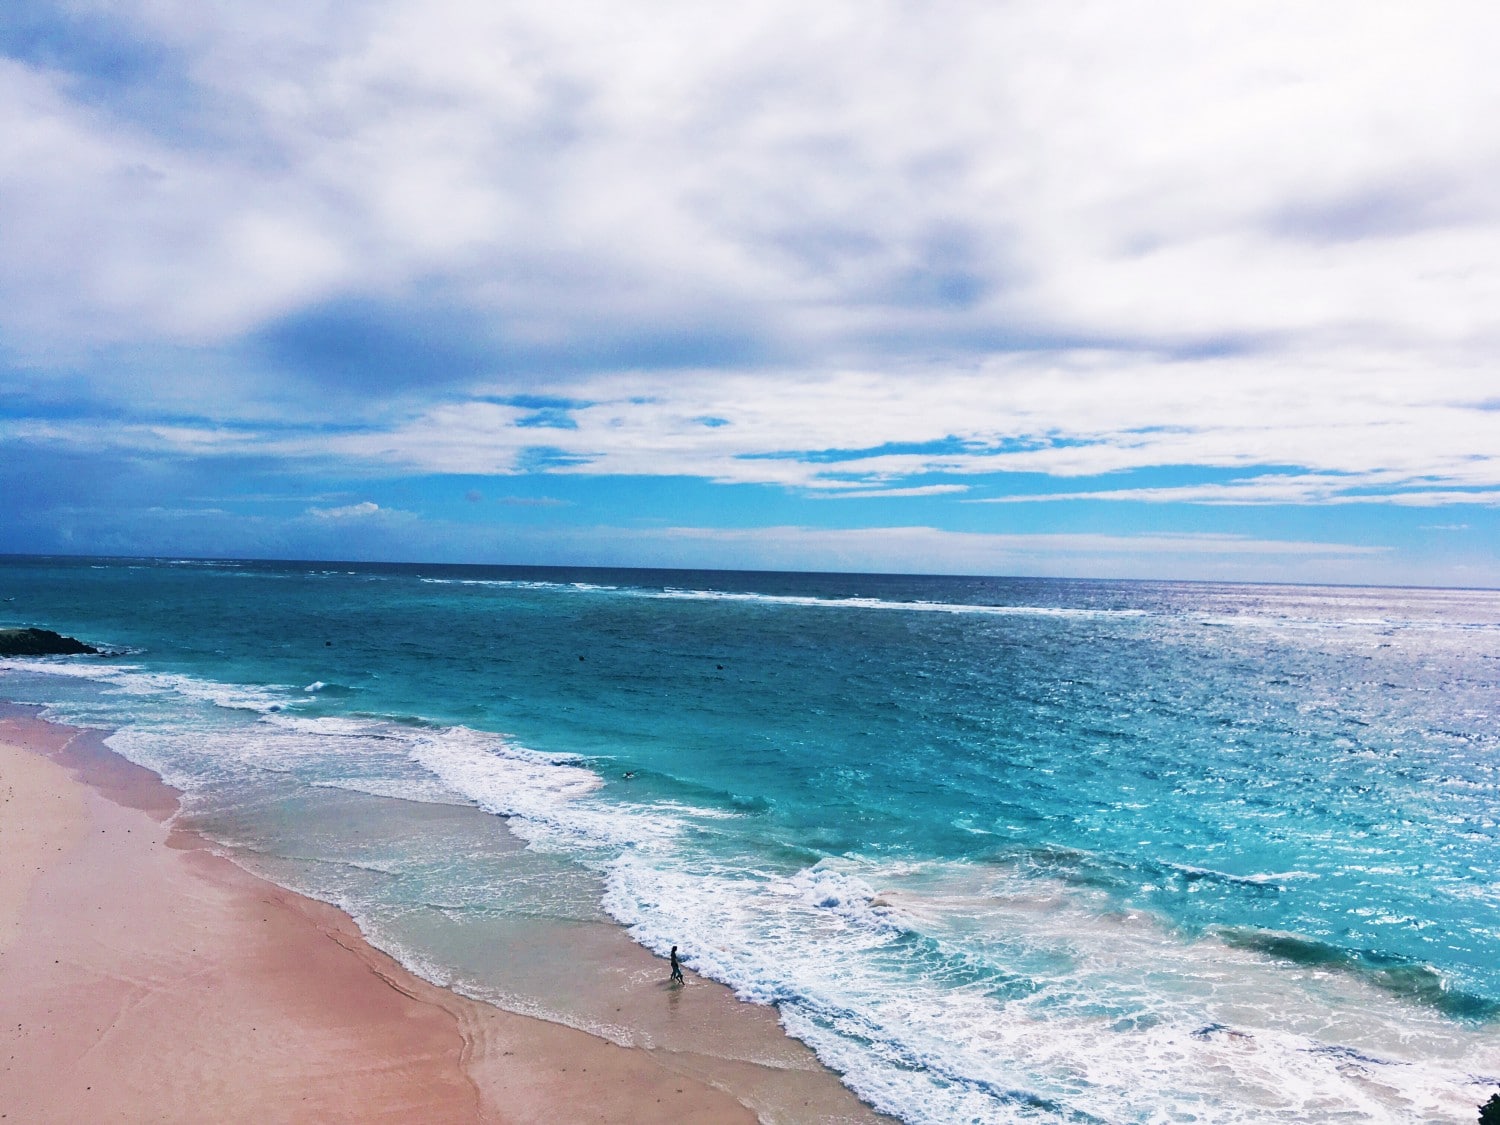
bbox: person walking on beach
[670,945,684,984]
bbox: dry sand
[0,713,880,1123]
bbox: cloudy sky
[2,1,1497,583]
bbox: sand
[0,712,881,1123]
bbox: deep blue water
[3,556,1498,1122]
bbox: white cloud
[307,500,394,520]
[974,476,1500,507]
[4,1,1500,369]
[7,344,1497,506]
[306,351,1499,501]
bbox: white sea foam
[412,575,1149,619]
[3,662,463,803]
[602,854,1500,1123]
[261,713,385,736]
[1,657,281,710]
[417,577,619,592]
[647,588,1151,619]
[406,725,704,857]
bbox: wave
[603,854,1500,1123]
[646,588,1150,619]
[1,656,294,715]
[1162,862,1320,891]
[415,575,1149,620]
[418,577,620,593]
[1213,927,1500,1021]
[988,843,1326,900]
[302,680,359,697]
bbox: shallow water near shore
[3,556,1499,1122]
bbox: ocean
[2,555,1497,1122]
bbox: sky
[1,1,1497,585]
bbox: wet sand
[0,711,883,1123]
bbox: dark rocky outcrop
[0,627,101,656]
[1480,1092,1500,1124]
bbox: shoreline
[0,706,884,1123]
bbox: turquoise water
[3,556,1498,1121]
